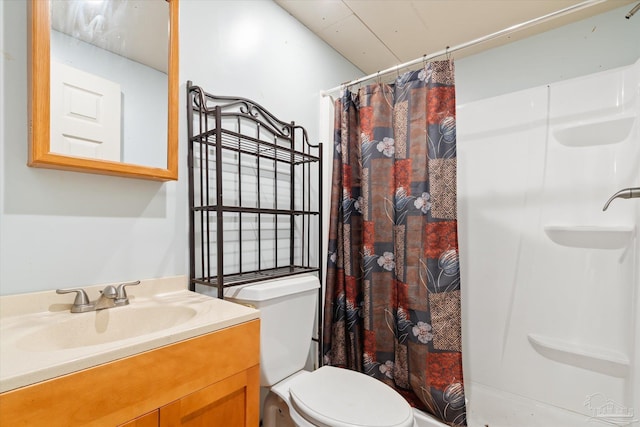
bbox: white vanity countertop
[0,276,259,393]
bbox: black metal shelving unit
[187,81,322,304]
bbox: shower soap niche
[552,115,635,147]
[544,225,634,249]
[528,334,629,378]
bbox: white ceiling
[275,0,636,76]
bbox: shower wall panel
[458,59,639,425]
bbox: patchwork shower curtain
[323,60,466,427]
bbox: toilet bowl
[270,367,415,427]
[224,275,415,427]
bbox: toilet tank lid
[223,274,320,301]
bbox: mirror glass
[29,0,178,181]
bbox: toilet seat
[288,366,414,427]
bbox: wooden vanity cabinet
[159,366,259,427]
[120,410,159,427]
[0,319,260,427]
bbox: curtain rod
[321,0,606,96]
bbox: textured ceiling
[275,0,636,75]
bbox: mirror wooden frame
[28,0,179,181]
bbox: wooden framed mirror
[28,0,179,181]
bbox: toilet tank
[223,274,320,387]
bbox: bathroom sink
[0,277,260,393]
[16,306,197,351]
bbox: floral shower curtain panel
[323,60,466,427]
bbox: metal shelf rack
[187,81,322,299]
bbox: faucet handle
[56,288,93,313]
[114,280,141,306]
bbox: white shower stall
[451,58,640,426]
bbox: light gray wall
[1,0,637,296]
[456,4,640,104]
[0,0,362,295]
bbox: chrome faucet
[55,288,93,313]
[114,280,141,306]
[93,285,118,310]
[57,284,127,313]
[602,187,640,211]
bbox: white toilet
[224,274,415,427]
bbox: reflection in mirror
[50,0,168,167]
[28,0,178,181]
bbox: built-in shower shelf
[544,225,634,249]
[553,115,635,147]
[528,334,629,378]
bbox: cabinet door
[159,365,259,427]
[119,410,159,427]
